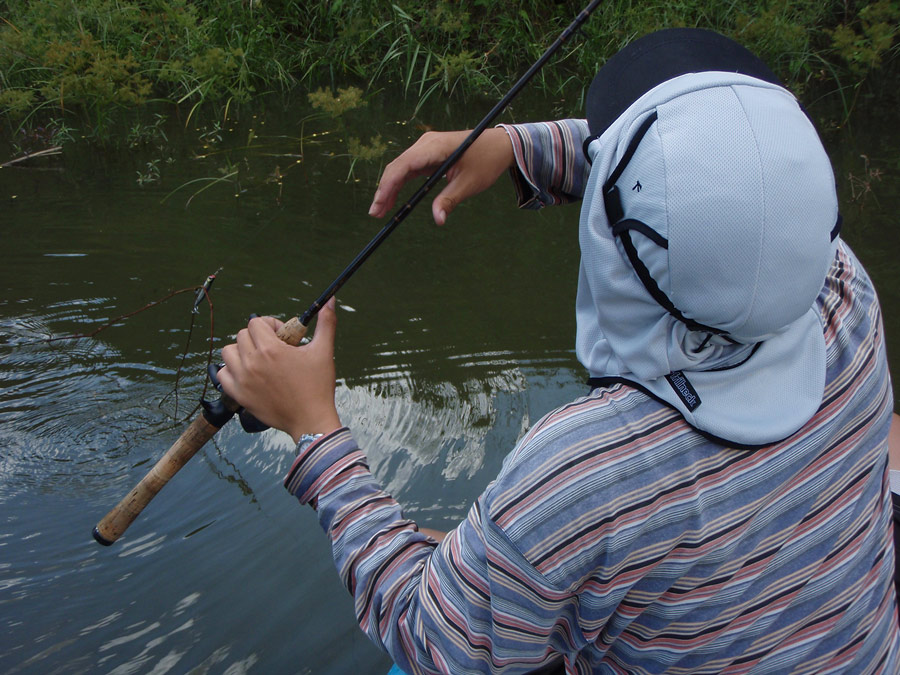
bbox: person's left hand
[218,298,342,444]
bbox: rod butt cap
[93,527,115,546]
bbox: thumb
[432,188,459,226]
[310,297,338,352]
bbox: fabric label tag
[665,371,702,411]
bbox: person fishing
[218,29,900,673]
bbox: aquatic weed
[136,158,161,186]
[308,86,367,117]
[127,114,168,148]
[847,154,885,208]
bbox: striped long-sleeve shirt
[284,121,899,674]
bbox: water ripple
[0,315,202,502]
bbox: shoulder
[502,382,675,466]
[818,241,888,401]
[819,240,882,345]
[483,383,699,580]
[810,239,891,454]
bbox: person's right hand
[368,127,514,226]
[218,299,342,444]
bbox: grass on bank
[0,0,898,145]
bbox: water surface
[1,84,898,674]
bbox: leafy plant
[831,0,899,75]
[1,0,898,143]
[308,86,367,117]
[136,159,161,186]
[127,114,168,148]
[345,134,388,180]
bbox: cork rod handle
[92,317,308,545]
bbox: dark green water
[1,83,897,674]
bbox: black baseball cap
[586,28,781,137]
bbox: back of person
[483,240,897,672]
[221,27,900,675]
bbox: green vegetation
[1,0,898,144]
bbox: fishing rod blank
[92,0,604,546]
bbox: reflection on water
[0,83,898,674]
[0,319,171,505]
[0,282,584,674]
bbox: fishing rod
[92,0,604,546]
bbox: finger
[432,172,477,225]
[370,132,463,218]
[246,315,283,352]
[218,346,239,392]
[432,190,457,226]
[310,297,337,355]
[235,325,257,353]
[370,163,427,218]
[370,152,424,217]
[368,184,394,219]
[221,340,249,388]
[255,315,284,331]
[220,344,236,371]
[369,176,399,218]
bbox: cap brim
[587,28,781,137]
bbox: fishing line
[93,0,606,546]
[161,270,221,421]
[297,0,603,328]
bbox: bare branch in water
[29,271,224,424]
[1,146,63,168]
[41,287,198,343]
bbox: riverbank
[1,0,897,146]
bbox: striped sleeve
[281,241,899,673]
[283,429,578,674]
[480,242,899,673]
[498,119,590,209]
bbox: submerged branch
[40,287,198,343]
[1,146,63,168]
